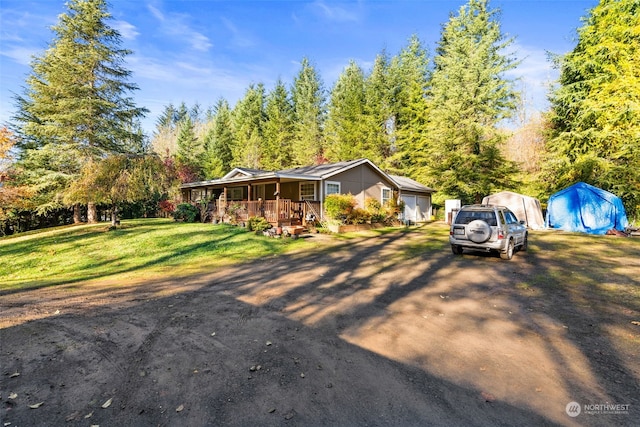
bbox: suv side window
[505,211,518,224]
[498,211,506,226]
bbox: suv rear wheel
[500,238,515,260]
[451,244,463,255]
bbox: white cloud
[113,20,139,40]
[311,1,361,23]
[147,4,165,22]
[0,46,37,66]
[220,17,255,49]
[146,4,212,52]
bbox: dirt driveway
[1,227,638,426]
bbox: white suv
[449,205,528,260]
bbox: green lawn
[2,218,640,306]
[0,219,312,291]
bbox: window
[325,181,340,195]
[228,187,243,200]
[300,182,316,200]
[254,184,265,200]
[505,211,518,224]
[382,188,392,206]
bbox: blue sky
[1,0,597,135]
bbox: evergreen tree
[387,35,431,174]
[421,0,519,204]
[201,99,235,178]
[12,0,147,220]
[364,51,395,167]
[155,104,177,131]
[175,115,203,180]
[175,102,190,125]
[232,84,266,168]
[14,0,147,156]
[324,61,369,162]
[263,79,294,170]
[543,0,640,218]
[291,58,326,165]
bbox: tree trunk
[111,205,118,228]
[87,202,98,223]
[73,204,81,224]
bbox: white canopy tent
[482,191,545,230]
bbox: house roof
[222,167,268,179]
[390,175,435,194]
[275,158,387,180]
[180,158,434,195]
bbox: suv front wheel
[500,238,515,260]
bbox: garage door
[417,196,431,221]
[401,195,416,222]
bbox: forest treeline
[1,0,638,235]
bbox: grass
[2,219,640,312]
[0,218,312,292]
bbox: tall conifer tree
[364,51,395,168]
[13,0,147,220]
[324,61,369,162]
[543,0,640,218]
[387,35,431,174]
[202,99,235,178]
[263,80,294,170]
[232,84,266,169]
[421,0,518,204]
[291,58,325,165]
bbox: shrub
[223,203,245,225]
[159,199,175,215]
[324,193,356,221]
[247,216,271,232]
[173,203,198,222]
[365,197,385,223]
[348,208,370,224]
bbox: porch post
[223,187,228,213]
[247,184,252,201]
[319,180,324,221]
[275,181,281,222]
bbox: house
[180,158,435,226]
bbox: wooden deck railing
[210,199,321,225]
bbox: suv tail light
[497,229,505,240]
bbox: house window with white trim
[300,182,316,200]
[325,181,341,196]
[382,187,392,206]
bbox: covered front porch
[211,198,322,227]
[181,178,323,227]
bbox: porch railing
[209,199,321,225]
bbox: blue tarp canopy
[545,182,629,235]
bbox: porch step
[283,225,306,236]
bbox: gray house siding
[329,164,396,208]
